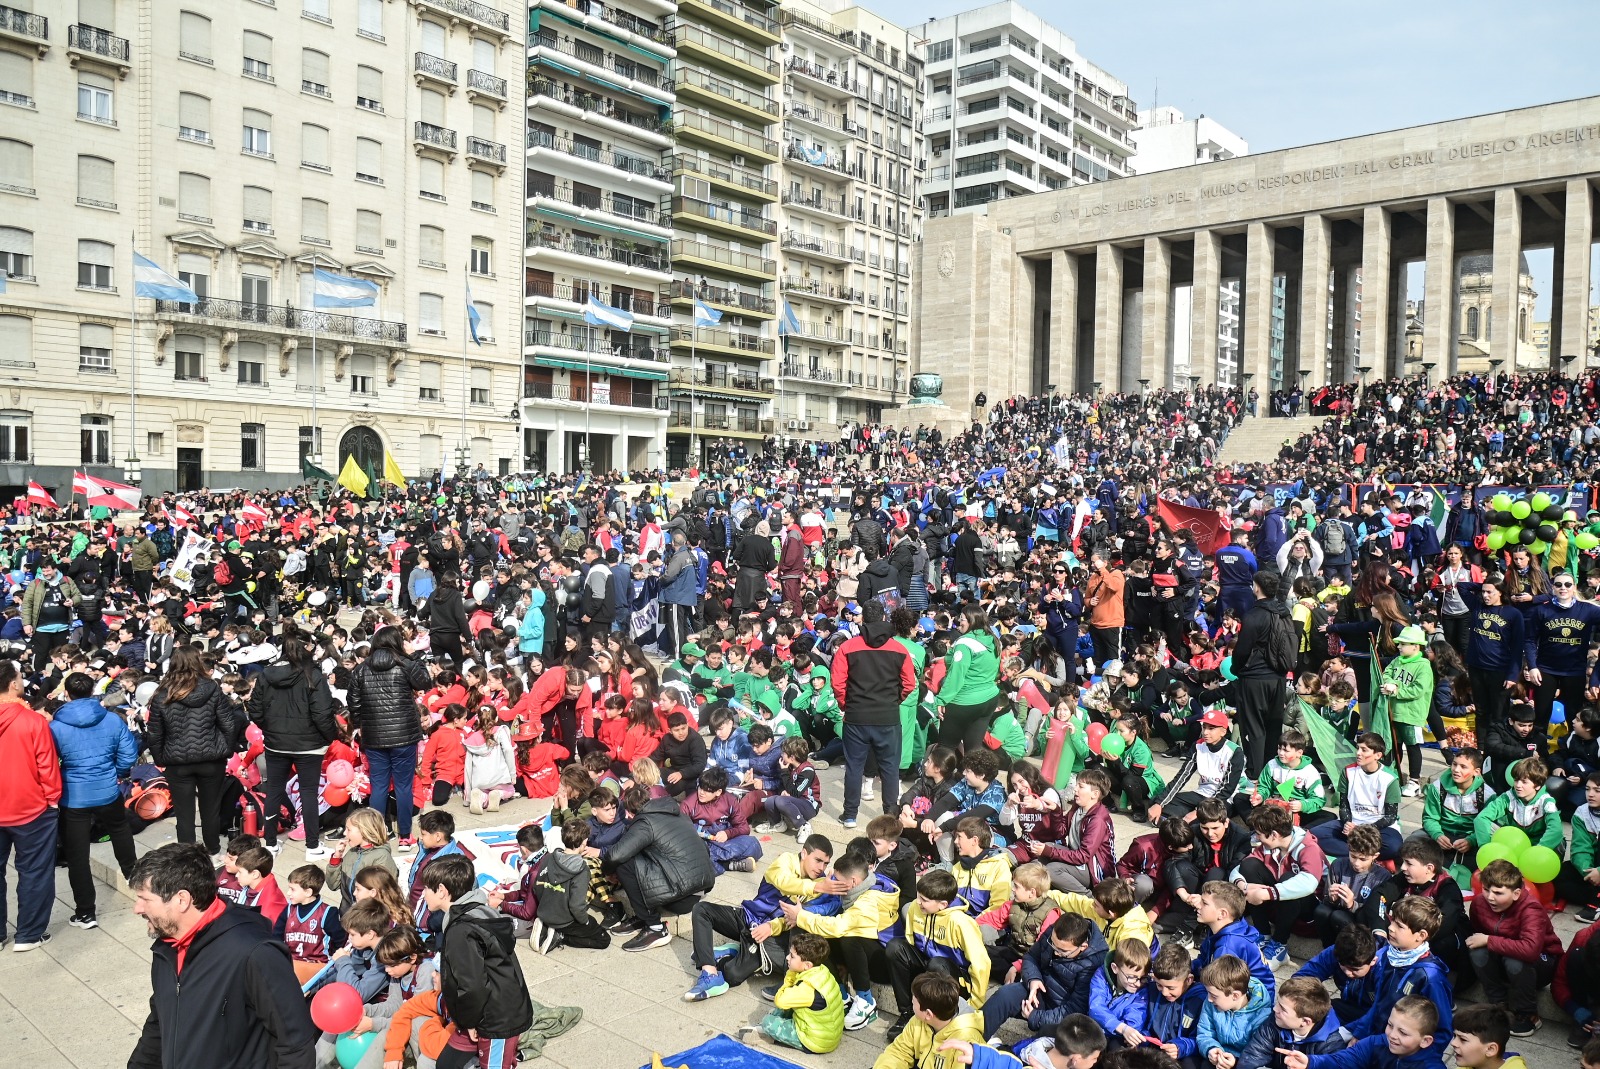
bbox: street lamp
[123,454,142,485]
[1137,378,1149,395]
[1188,374,1201,394]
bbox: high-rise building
[0,0,525,493]
[1128,106,1246,175]
[773,0,923,434]
[522,0,677,473]
[919,1,1136,217]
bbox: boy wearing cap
[1148,710,1246,825]
[664,642,704,687]
[1380,625,1434,799]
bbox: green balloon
[1220,655,1235,681]
[1531,492,1552,513]
[1101,733,1127,760]
[1511,500,1532,520]
[1492,493,1514,512]
[1520,844,1561,884]
[1530,539,1549,555]
[336,1033,380,1069]
[1486,530,1506,551]
[1577,532,1599,551]
[1491,825,1532,854]
[1476,842,1513,869]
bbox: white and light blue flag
[778,301,802,337]
[583,296,634,332]
[133,252,199,303]
[692,299,722,327]
[312,268,379,309]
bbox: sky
[867,0,1598,152]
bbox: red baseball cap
[1200,709,1231,730]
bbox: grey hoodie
[533,848,591,929]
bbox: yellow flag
[337,454,369,498]
[382,450,406,487]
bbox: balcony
[669,325,775,358]
[781,276,859,305]
[534,0,674,50]
[784,56,858,99]
[527,76,669,143]
[525,279,670,318]
[673,65,778,126]
[668,411,775,437]
[525,129,670,184]
[528,32,671,105]
[466,69,507,108]
[153,298,407,345]
[523,329,667,365]
[672,154,776,202]
[522,381,666,410]
[416,0,511,38]
[779,360,848,385]
[413,121,457,158]
[672,195,775,242]
[779,231,859,264]
[783,142,856,179]
[670,239,775,283]
[525,228,670,273]
[528,180,668,232]
[786,320,862,347]
[784,101,862,139]
[67,23,128,74]
[677,0,780,47]
[0,4,47,53]
[672,109,777,163]
[467,136,507,170]
[780,188,857,222]
[670,22,779,85]
[668,279,775,318]
[414,52,457,89]
[667,367,774,396]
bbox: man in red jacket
[0,659,63,950]
[1466,858,1566,1035]
[831,601,916,829]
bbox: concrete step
[1216,414,1326,466]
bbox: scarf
[167,896,227,975]
[1386,940,1430,969]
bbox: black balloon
[1493,511,1515,527]
[1520,527,1538,545]
[1543,505,1566,522]
[1538,523,1558,542]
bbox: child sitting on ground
[1449,1004,1529,1069]
[404,810,468,932]
[1144,943,1204,1066]
[487,824,546,940]
[761,736,821,840]
[1193,881,1274,999]
[325,900,394,1004]
[216,833,262,905]
[976,861,1067,980]
[875,973,986,1069]
[1239,975,1349,1069]
[1056,876,1156,957]
[325,807,400,913]
[1311,733,1403,860]
[527,819,612,954]
[1233,731,1330,829]
[1087,937,1151,1050]
[235,846,287,925]
[1473,757,1564,854]
[276,864,347,983]
[952,815,1014,918]
[978,912,1104,1044]
[742,931,844,1055]
[1197,954,1272,1069]
[1293,924,1378,1028]
[1278,997,1446,1069]
[1465,858,1563,1039]
[680,766,762,875]
[1310,825,1386,942]
[1359,838,1466,970]
[1558,769,1600,924]
[1032,769,1115,895]
[1348,895,1452,1048]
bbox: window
[0,315,30,372]
[302,49,330,98]
[420,21,447,59]
[78,72,114,124]
[237,341,265,385]
[419,359,442,399]
[356,210,381,253]
[358,0,383,38]
[471,169,494,212]
[419,434,442,473]
[243,186,272,232]
[303,0,330,23]
[1519,307,1529,343]
[0,409,30,463]
[81,416,112,464]
[178,93,210,143]
[174,334,204,380]
[178,172,210,222]
[242,272,270,307]
[77,155,115,209]
[1466,306,1479,339]
[301,198,329,244]
[0,48,35,107]
[147,431,164,455]
[240,423,264,469]
[301,124,330,171]
[472,37,496,75]
[419,88,445,126]
[419,225,444,267]
[470,237,491,275]
[0,228,33,281]
[419,157,444,200]
[296,349,321,391]
[243,109,272,156]
[350,353,375,394]
[419,294,444,336]
[79,324,114,371]
[0,138,30,195]
[356,137,382,183]
[471,303,493,343]
[470,366,491,405]
[298,425,322,461]
[176,253,209,305]
[356,65,383,111]
[243,31,273,80]
[472,103,495,139]
[78,240,114,290]
[179,11,212,64]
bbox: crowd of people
[5,368,1600,1069]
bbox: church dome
[1458,252,1531,276]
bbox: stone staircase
[1216,414,1326,467]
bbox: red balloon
[326,760,355,788]
[310,982,363,1034]
[1086,722,1109,756]
[323,785,351,807]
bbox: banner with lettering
[1349,483,1594,510]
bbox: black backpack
[1265,610,1299,674]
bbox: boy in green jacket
[1421,748,1495,881]
[743,931,844,1054]
[1474,756,1564,855]
[1559,770,1600,922]
[1379,626,1434,798]
[1232,729,1327,825]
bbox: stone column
[1422,197,1456,378]
[1560,178,1595,367]
[1050,249,1078,394]
[1491,187,1522,371]
[1242,222,1274,392]
[1190,231,1220,386]
[1299,214,1331,388]
[1142,236,1171,390]
[1361,205,1392,379]
[1093,243,1122,393]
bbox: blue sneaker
[682,970,729,1002]
[1260,939,1289,970]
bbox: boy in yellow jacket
[740,931,844,1054]
[1055,876,1156,955]
[952,816,1014,917]
[887,869,992,1042]
[780,848,902,1030]
[1449,1005,1529,1069]
[872,973,986,1069]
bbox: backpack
[1265,610,1299,675]
[559,528,585,555]
[1318,519,1347,556]
[213,557,234,586]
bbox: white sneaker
[468,791,485,815]
[861,781,874,801]
[844,995,878,1030]
[1401,781,1423,798]
[303,846,329,861]
[795,822,813,841]
[12,933,50,952]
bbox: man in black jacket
[601,785,716,952]
[1232,571,1292,777]
[128,843,317,1069]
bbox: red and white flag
[72,472,91,497]
[166,505,194,528]
[242,502,269,524]
[1155,496,1232,555]
[26,482,58,510]
[79,473,143,510]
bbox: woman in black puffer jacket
[148,644,244,855]
[248,629,337,857]
[348,626,432,842]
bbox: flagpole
[310,310,319,471]
[689,323,697,466]
[127,234,140,487]
[459,266,470,479]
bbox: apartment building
[920,1,1135,217]
[0,0,524,494]
[1129,105,1247,175]
[774,0,922,434]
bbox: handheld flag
[26,482,57,510]
[1154,497,1231,554]
[1366,655,1394,756]
[312,269,379,309]
[383,451,406,486]
[1300,699,1358,803]
[166,505,195,529]
[302,456,334,481]
[692,299,722,327]
[583,296,635,332]
[778,301,802,337]
[79,473,142,510]
[337,454,370,498]
[133,252,199,303]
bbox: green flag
[1366,655,1393,755]
[302,457,334,481]
[1429,489,1448,530]
[1300,698,1358,803]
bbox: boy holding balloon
[1472,757,1566,858]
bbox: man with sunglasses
[1523,569,1600,734]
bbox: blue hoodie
[49,697,138,808]
[1294,946,1376,1019]
[1195,917,1276,1000]
[1087,960,1149,1037]
[1238,1005,1348,1069]
[1345,948,1452,1049]
[1197,976,1272,1058]
[1300,1034,1447,1069]
[1143,980,1206,1060]
[517,590,545,653]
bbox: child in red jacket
[1465,858,1565,1035]
[514,720,568,800]
[594,694,629,758]
[415,704,471,808]
[1034,768,1116,893]
[615,698,664,771]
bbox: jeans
[264,751,325,849]
[842,722,901,821]
[367,745,418,839]
[706,834,762,874]
[1469,945,1556,1015]
[1313,821,1402,860]
[59,799,138,917]
[0,809,58,943]
[762,795,817,831]
[165,758,228,854]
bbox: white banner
[457,819,552,892]
[168,531,214,591]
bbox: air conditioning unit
[731,153,747,167]
[799,420,812,431]
[787,419,798,430]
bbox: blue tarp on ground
[639,1035,808,1069]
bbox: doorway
[177,448,203,492]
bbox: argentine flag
[133,252,199,303]
[692,299,722,327]
[583,296,634,332]
[312,268,379,309]
[777,300,802,337]
[466,279,482,345]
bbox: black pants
[1160,790,1212,822]
[1440,614,1470,660]
[691,901,751,972]
[1469,945,1556,1016]
[886,938,957,1020]
[1467,667,1511,744]
[552,915,610,950]
[1553,860,1600,910]
[1236,857,1312,942]
[263,751,324,849]
[835,935,890,996]
[614,857,700,928]
[165,758,228,854]
[132,570,153,601]
[59,799,137,916]
[30,628,69,671]
[1234,675,1286,778]
[1535,672,1587,735]
[1090,627,1122,671]
[938,694,998,754]
[431,630,465,667]
[1109,764,1152,818]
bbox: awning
[529,305,669,334]
[533,356,667,380]
[528,202,668,242]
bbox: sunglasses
[1553,580,1576,588]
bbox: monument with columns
[915,94,1600,407]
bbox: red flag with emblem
[1155,497,1231,555]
